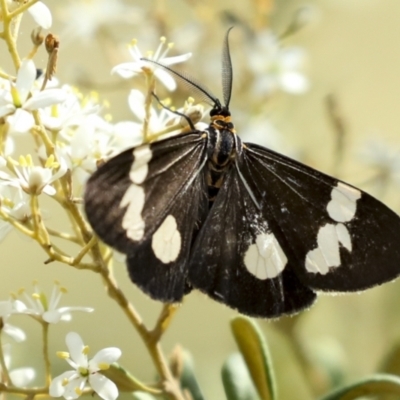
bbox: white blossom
[17,281,94,324]
[53,113,142,185]
[127,89,205,140]
[0,59,66,134]
[0,299,27,342]
[0,154,67,195]
[57,0,141,43]
[40,85,100,131]
[3,343,35,386]
[50,332,121,400]
[112,37,192,91]
[0,185,31,241]
[247,30,309,95]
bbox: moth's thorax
[207,117,238,168]
[206,117,241,204]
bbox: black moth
[84,30,400,318]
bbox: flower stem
[41,322,51,387]
[0,332,11,384]
[0,0,21,69]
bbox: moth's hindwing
[188,166,317,318]
[84,132,208,301]
[238,143,400,293]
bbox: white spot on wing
[244,233,287,280]
[305,222,353,274]
[120,184,145,241]
[306,184,359,274]
[305,248,329,274]
[130,145,152,184]
[327,182,361,223]
[151,215,181,264]
[317,223,340,267]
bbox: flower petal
[0,104,15,118]
[10,367,35,386]
[111,63,140,78]
[162,53,192,66]
[49,370,76,397]
[154,69,176,91]
[8,108,35,134]
[128,89,145,120]
[63,376,87,400]
[3,324,26,342]
[57,306,94,314]
[279,72,309,94]
[24,89,67,111]
[89,347,121,370]
[43,309,62,323]
[28,1,52,29]
[89,374,119,400]
[66,332,87,367]
[16,60,36,104]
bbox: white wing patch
[244,233,287,280]
[151,215,182,264]
[305,183,361,275]
[120,184,146,241]
[305,223,352,274]
[129,145,152,184]
[327,182,361,223]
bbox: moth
[84,30,400,318]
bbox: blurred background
[3,0,400,399]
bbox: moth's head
[209,100,231,118]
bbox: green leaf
[101,363,161,395]
[319,373,400,400]
[131,392,158,400]
[222,352,260,400]
[230,316,276,400]
[180,350,205,400]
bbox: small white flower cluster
[0,10,194,397]
[0,32,195,243]
[0,282,117,398]
[247,29,309,96]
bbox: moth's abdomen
[206,127,239,206]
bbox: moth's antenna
[152,91,196,131]
[141,58,221,108]
[221,27,234,108]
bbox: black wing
[84,132,209,302]
[188,165,317,318]
[239,143,400,293]
[188,142,400,318]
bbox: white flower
[18,281,94,324]
[248,30,309,95]
[53,112,142,185]
[0,59,66,134]
[40,85,100,131]
[128,89,173,134]
[50,332,121,400]
[0,299,27,342]
[3,343,35,386]
[359,139,400,195]
[112,37,192,91]
[57,0,141,43]
[0,185,31,241]
[0,154,67,195]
